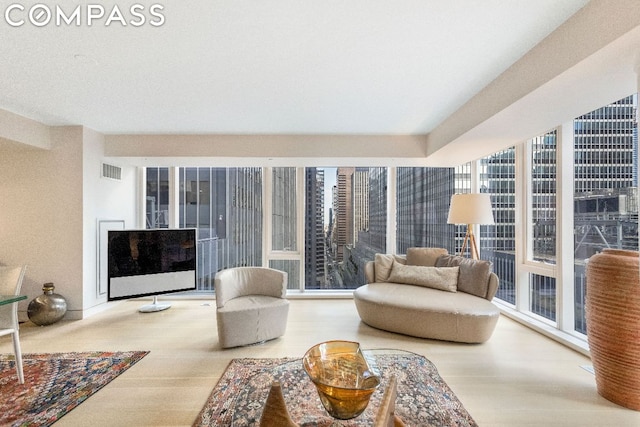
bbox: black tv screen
[107,228,197,301]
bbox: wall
[81,127,137,314]
[0,124,137,320]
[0,126,84,318]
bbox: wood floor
[2,298,639,426]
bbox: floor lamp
[447,193,495,260]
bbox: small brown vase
[586,249,640,410]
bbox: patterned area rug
[194,352,477,427]
[0,351,149,427]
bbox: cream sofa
[353,248,500,344]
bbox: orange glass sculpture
[302,340,381,420]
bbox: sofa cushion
[406,247,448,267]
[387,263,459,292]
[374,253,406,282]
[435,255,492,298]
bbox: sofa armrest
[486,272,499,300]
[365,261,376,284]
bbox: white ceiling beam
[0,109,51,150]
[425,0,640,166]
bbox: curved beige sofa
[353,248,500,344]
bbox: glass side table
[0,295,27,306]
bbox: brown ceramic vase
[585,249,640,410]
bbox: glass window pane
[145,167,169,228]
[573,94,639,334]
[306,167,386,290]
[305,168,326,288]
[530,130,557,264]
[269,259,300,290]
[272,167,297,251]
[396,167,456,254]
[479,148,516,305]
[453,163,472,257]
[176,167,263,293]
[184,167,198,229]
[530,273,556,321]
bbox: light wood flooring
[2,298,639,426]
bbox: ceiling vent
[102,163,122,181]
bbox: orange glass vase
[586,249,640,410]
[302,340,381,420]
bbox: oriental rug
[0,350,149,427]
[194,352,477,427]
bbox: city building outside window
[479,148,516,305]
[572,94,638,334]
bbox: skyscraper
[352,168,369,243]
[305,168,326,288]
[335,167,355,262]
[396,167,455,254]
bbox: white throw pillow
[388,263,459,292]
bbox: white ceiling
[0,0,590,135]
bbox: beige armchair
[215,267,289,348]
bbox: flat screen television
[107,228,197,312]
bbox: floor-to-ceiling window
[142,93,638,351]
[573,94,639,334]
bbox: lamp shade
[447,193,495,225]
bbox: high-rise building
[366,167,387,254]
[341,168,388,287]
[352,168,369,243]
[396,167,455,254]
[305,168,326,288]
[335,167,355,262]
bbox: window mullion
[557,122,576,334]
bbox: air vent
[102,163,122,181]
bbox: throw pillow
[435,254,492,298]
[374,253,396,282]
[387,263,459,292]
[405,247,449,266]
[393,254,407,265]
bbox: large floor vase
[586,248,640,410]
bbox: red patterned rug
[0,351,149,427]
[193,352,477,426]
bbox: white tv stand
[138,295,171,313]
